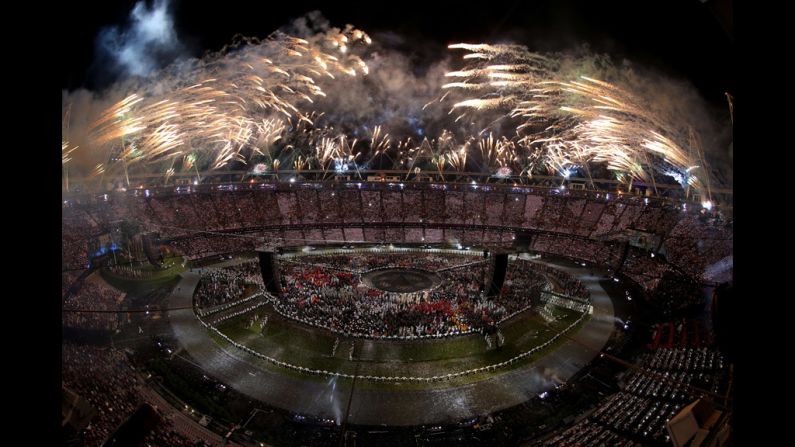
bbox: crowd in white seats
[541,419,638,447]
[622,370,699,402]
[528,263,590,299]
[501,261,550,303]
[63,278,127,330]
[194,261,263,309]
[594,345,725,443]
[540,293,591,314]
[207,301,268,326]
[197,293,263,318]
[590,392,680,444]
[640,347,723,374]
[540,330,726,447]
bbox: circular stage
[361,268,442,293]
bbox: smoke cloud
[96,0,183,79]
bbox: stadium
[62,2,733,446]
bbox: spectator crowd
[63,343,142,446]
[63,277,127,331]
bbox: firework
[64,28,721,201]
[71,26,371,180]
[62,141,78,165]
[443,43,706,193]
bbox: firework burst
[64,25,722,202]
[443,43,707,193]
[70,26,372,181]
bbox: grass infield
[212,304,588,390]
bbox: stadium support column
[488,253,509,296]
[258,250,282,295]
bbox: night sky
[61,0,732,108]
